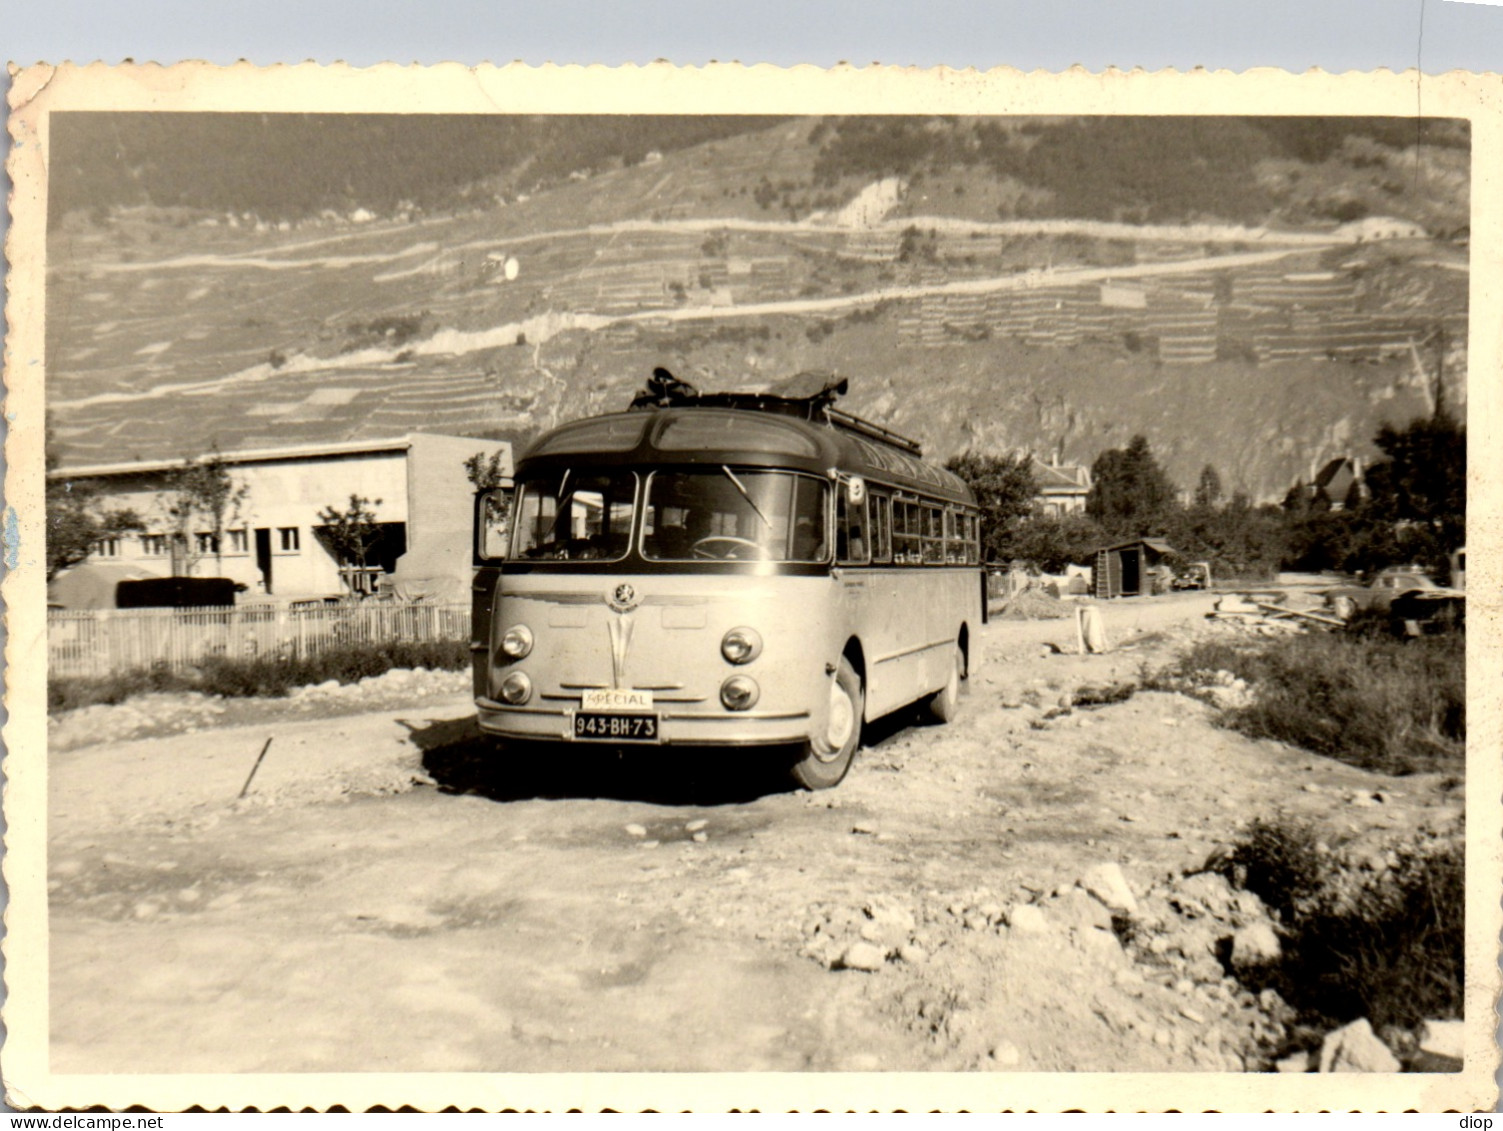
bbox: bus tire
[925,642,965,724]
[790,657,863,790]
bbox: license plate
[581,688,654,710]
[573,712,660,742]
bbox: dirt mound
[992,589,1074,620]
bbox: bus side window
[837,489,870,565]
[871,494,892,563]
[922,505,944,563]
[893,500,917,563]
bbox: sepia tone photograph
[4,64,1497,1112]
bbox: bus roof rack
[629,367,924,457]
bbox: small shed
[1092,538,1177,599]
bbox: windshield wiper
[721,466,771,529]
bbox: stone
[1275,1051,1313,1073]
[132,900,160,920]
[896,943,929,965]
[1410,1019,1465,1070]
[691,832,708,844]
[989,1041,1022,1066]
[1006,905,1048,934]
[1179,1006,1206,1024]
[685,819,708,833]
[1349,792,1378,808]
[836,941,888,972]
[1417,1018,1464,1061]
[1051,888,1114,933]
[1230,922,1282,969]
[1080,863,1138,916]
[624,823,648,838]
[1318,1018,1401,1073]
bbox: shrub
[49,639,469,714]
[1164,630,1464,775]
[1223,816,1463,1031]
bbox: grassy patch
[1223,815,1463,1032]
[1162,630,1464,775]
[49,640,469,714]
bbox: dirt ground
[47,591,1464,1074]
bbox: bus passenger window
[871,495,892,563]
[922,505,944,563]
[837,490,870,565]
[893,501,918,563]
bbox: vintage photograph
[4,65,1496,1111]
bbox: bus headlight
[720,675,760,711]
[720,626,763,665]
[499,671,533,705]
[500,624,534,659]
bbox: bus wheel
[925,643,965,724]
[790,657,863,790]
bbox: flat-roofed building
[49,433,510,604]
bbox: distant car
[1172,561,1212,590]
[1322,566,1460,619]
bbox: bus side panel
[471,565,502,703]
[858,568,967,719]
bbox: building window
[227,529,249,554]
[93,536,121,558]
[141,534,170,556]
[278,526,301,553]
[195,532,220,555]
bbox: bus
[471,372,985,789]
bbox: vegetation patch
[1159,630,1464,776]
[49,640,469,714]
[1221,815,1463,1035]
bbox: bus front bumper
[475,699,812,747]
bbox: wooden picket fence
[48,601,469,680]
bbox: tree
[1362,413,1466,556]
[944,452,1037,563]
[161,447,248,577]
[1087,435,1176,536]
[44,422,144,580]
[317,494,384,594]
[1193,464,1223,510]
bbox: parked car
[1172,561,1212,590]
[1322,566,1463,621]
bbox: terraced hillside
[46,116,1468,501]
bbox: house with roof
[1031,455,1093,518]
[1284,455,1367,514]
[49,433,511,606]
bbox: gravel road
[47,592,1463,1075]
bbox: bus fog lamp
[720,675,760,711]
[720,626,763,664]
[499,671,533,705]
[501,624,534,659]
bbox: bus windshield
[642,469,829,562]
[511,470,638,561]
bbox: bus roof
[517,406,974,505]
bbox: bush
[1223,816,1463,1031]
[49,639,469,714]
[1166,630,1464,775]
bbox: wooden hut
[1092,538,1177,599]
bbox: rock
[896,943,929,965]
[132,900,160,920]
[1151,1028,1172,1048]
[691,832,708,844]
[1318,1018,1401,1073]
[624,823,648,838]
[685,819,708,833]
[1349,792,1379,808]
[1050,888,1113,933]
[1179,1006,1206,1024]
[1409,1019,1465,1070]
[851,821,879,835]
[1276,1050,1313,1073]
[989,1041,1022,1066]
[176,888,201,903]
[1006,904,1048,934]
[1230,922,1282,969]
[836,941,888,972]
[1080,863,1138,916]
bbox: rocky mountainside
[47,116,1468,501]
